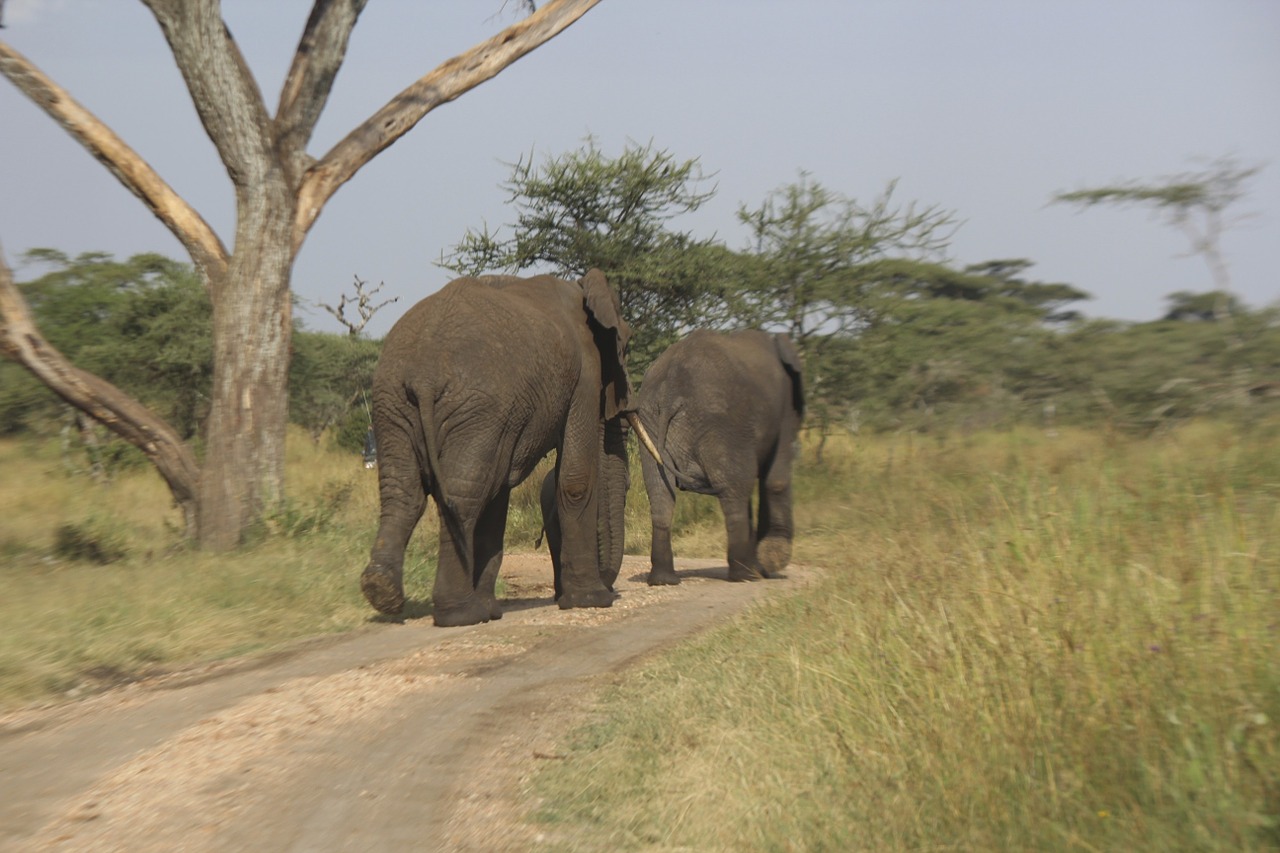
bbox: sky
[1,0,1277,338]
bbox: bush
[53,519,129,564]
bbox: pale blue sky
[1,0,1277,337]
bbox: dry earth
[0,554,813,852]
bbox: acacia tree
[440,137,725,373]
[733,176,957,437]
[0,0,602,549]
[1053,156,1262,324]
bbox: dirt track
[0,555,811,851]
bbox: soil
[0,554,813,851]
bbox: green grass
[531,421,1280,851]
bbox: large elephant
[360,270,634,627]
[635,329,804,584]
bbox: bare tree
[0,0,602,549]
[320,275,400,338]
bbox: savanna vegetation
[534,422,1280,851]
[1,142,1276,848]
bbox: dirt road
[0,555,810,851]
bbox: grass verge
[531,421,1280,851]
[0,430,435,709]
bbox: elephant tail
[414,390,474,578]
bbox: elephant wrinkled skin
[361,270,632,627]
[635,329,804,584]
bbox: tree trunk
[198,184,296,550]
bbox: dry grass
[0,429,426,708]
[532,421,1280,851]
[3,420,1276,849]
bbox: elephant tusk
[626,411,664,467]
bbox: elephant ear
[773,333,805,417]
[580,269,633,419]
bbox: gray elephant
[360,270,635,627]
[635,329,804,584]
[536,445,621,601]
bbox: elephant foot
[361,563,405,615]
[482,595,504,621]
[558,586,617,610]
[727,562,766,582]
[433,597,494,628]
[757,537,793,576]
[646,568,682,586]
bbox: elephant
[634,329,804,584]
[360,269,639,627]
[536,438,627,601]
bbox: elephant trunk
[597,415,629,590]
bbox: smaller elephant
[635,329,804,584]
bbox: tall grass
[533,422,1280,851]
[0,428,672,709]
[0,430,435,709]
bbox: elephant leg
[473,487,510,621]
[539,469,565,599]
[554,405,616,611]
[361,413,427,615]
[431,505,491,628]
[721,488,764,582]
[597,417,629,592]
[640,446,680,586]
[756,453,794,579]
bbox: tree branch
[141,0,278,195]
[0,41,230,282]
[275,0,370,181]
[292,0,601,253]
[0,245,201,537]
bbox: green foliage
[732,175,957,339]
[1,249,385,460]
[288,330,380,443]
[331,407,374,455]
[828,258,1093,432]
[1054,156,1262,223]
[7,249,213,438]
[440,137,729,374]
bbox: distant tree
[1054,156,1270,411]
[0,248,211,438]
[1053,156,1262,325]
[1,1,602,547]
[1162,289,1244,323]
[733,176,958,436]
[440,137,727,372]
[319,275,399,338]
[288,330,380,445]
[827,258,1090,432]
[961,259,1091,324]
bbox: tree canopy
[441,137,729,370]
